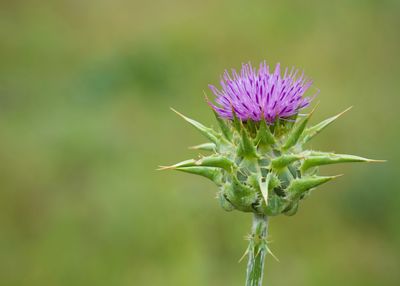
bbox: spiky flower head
[208,62,316,124]
[161,61,382,217]
[160,61,383,286]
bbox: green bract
[161,106,383,217]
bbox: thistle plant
[159,62,383,286]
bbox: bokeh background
[1,0,399,285]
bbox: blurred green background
[0,0,399,285]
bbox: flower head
[162,60,384,286]
[208,62,316,123]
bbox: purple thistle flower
[208,62,317,124]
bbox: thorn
[244,234,252,241]
[237,168,247,177]
[238,248,250,263]
[170,107,184,118]
[308,101,320,116]
[189,145,212,152]
[203,90,209,102]
[156,165,175,171]
[265,244,280,262]
[255,247,262,258]
[332,174,344,179]
[337,106,353,117]
[366,159,386,163]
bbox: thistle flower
[208,62,316,123]
[160,61,383,286]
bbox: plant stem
[245,213,268,286]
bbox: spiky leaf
[189,142,216,152]
[225,177,257,212]
[213,110,232,140]
[218,191,235,211]
[271,154,303,170]
[301,107,352,144]
[301,153,383,172]
[259,173,272,205]
[255,119,275,147]
[158,159,196,170]
[171,108,219,144]
[175,166,221,182]
[283,202,299,216]
[285,175,339,200]
[238,127,258,158]
[160,155,234,171]
[196,155,235,171]
[282,105,317,150]
[231,108,242,132]
[262,194,288,216]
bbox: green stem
[245,213,268,286]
